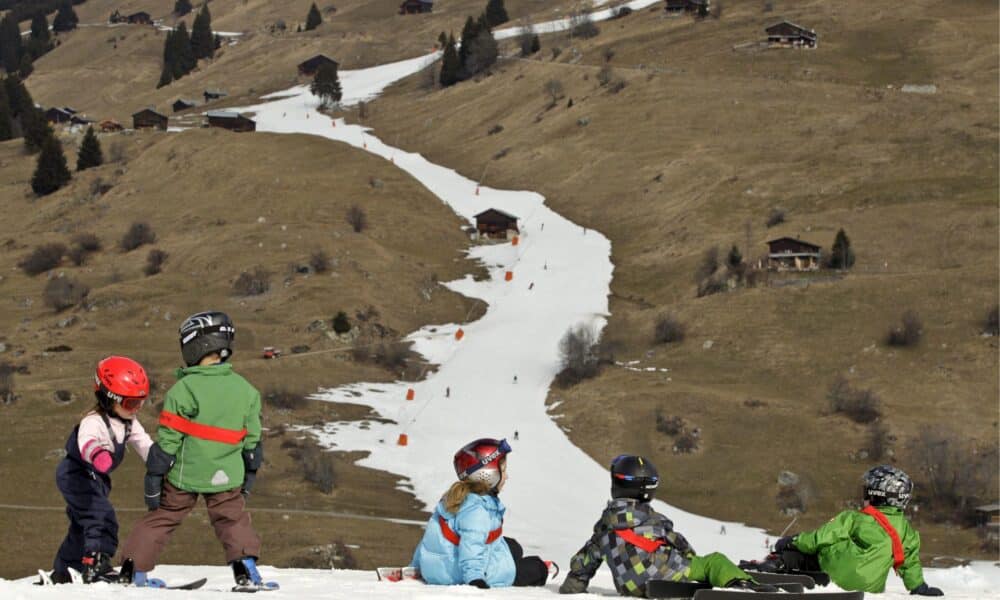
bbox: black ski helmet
[863,464,913,509]
[179,311,235,366]
[610,455,660,502]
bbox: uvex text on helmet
[610,455,660,502]
[179,311,235,366]
[453,438,511,490]
[863,464,913,509]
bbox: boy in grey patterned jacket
[559,455,773,597]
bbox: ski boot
[232,556,279,592]
[117,558,166,588]
[34,570,73,585]
[81,551,117,584]
[726,578,780,593]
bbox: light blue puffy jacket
[410,492,516,587]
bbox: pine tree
[0,15,23,74]
[438,31,447,49]
[167,23,195,81]
[157,63,173,88]
[305,3,322,31]
[18,53,32,78]
[173,0,193,17]
[439,34,459,87]
[462,15,497,79]
[191,4,214,60]
[76,126,102,171]
[310,62,341,107]
[0,84,13,141]
[53,2,79,33]
[727,244,742,268]
[828,229,855,269]
[31,135,71,196]
[22,107,53,153]
[457,16,478,78]
[485,0,509,27]
[5,74,32,117]
[30,13,51,45]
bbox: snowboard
[375,566,422,582]
[232,581,280,593]
[692,592,862,600]
[745,571,821,589]
[738,559,831,587]
[646,580,804,598]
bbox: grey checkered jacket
[565,499,695,597]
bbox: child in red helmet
[410,438,556,588]
[44,356,154,585]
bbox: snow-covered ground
[4,4,997,598]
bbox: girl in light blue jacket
[410,438,555,589]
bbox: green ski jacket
[793,506,925,592]
[157,363,262,493]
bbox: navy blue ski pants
[53,460,118,576]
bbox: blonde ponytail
[443,479,492,514]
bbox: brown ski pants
[120,481,261,571]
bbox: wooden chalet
[766,21,818,48]
[664,0,708,13]
[474,208,519,239]
[172,99,198,112]
[975,503,999,545]
[70,114,94,126]
[399,0,433,15]
[206,111,256,132]
[203,89,228,103]
[126,11,153,25]
[45,107,74,124]
[297,54,338,77]
[766,237,821,271]
[132,108,168,131]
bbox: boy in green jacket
[772,465,942,596]
[119,311,267,589]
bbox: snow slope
[4,3,997,598]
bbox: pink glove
[92,450,113,474]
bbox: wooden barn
[126,11,152,25]
[132,108,168,131]
[297,54,338,77]
[206,111,256,132]
[203,89,228,103]
[664,0,708,13]
[399,0,433,15]
[474,209,519,239]
[766,21,818,48]
[172,99,197,112]
[766,237,821,271]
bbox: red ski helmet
[453,438,512,489]
[94,356,149,412]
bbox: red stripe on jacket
[438,516,503,545]
[615,528,666,553]
[159,411,247,445]
[860,505,905,570]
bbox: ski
[232,581,280,593]
[375,566,422,582]
[692,592,862,600]
[745,571,819,589]
[166,577,208,590]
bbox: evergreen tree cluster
[310,62,341,108]
[438,0,506,88]
[52,2,79,33]
[1,2,78,79]
[0,0,84,25]
[158,5,214,88]
[173,0,193,17]
[305,3,322,31]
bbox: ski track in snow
[5,2,997,597]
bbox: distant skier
[719,525,726,535]
[409,438,557,588]
[761,465,943,596]
[445,387,451,398]
[559,455,775,596]
[119,311,268,590]
[529,282,534,290]
[513,430,519,441]
[513,375,518,384]
[45,356,153,585]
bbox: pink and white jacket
[77,412,153,473]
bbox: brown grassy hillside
[358,0,999,557]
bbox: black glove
[469,579,489,589]
[911,583,944,596]
[144,443,176,511]
[241,471,256,498]
[774,536,796,553]
[241,444,263,496]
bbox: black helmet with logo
[610,455,660,502]
[179,311,235,366]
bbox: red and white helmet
[94,356,149,412]
[453,438,512,489]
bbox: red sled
[375,566,422,582]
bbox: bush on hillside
[232,268,271,296]
[519,33,540,57]
[886,310,922,347]
[43,277,89,312]
[555,324,601,387]
[18,243,66,275]
[655,413,685,436]
[332,311,351,334]
[864,421,890,461]
[72,232,101,252]
[570,11,599,38]
[826,376,880,424]
[0,362,15,405]
[544,79,564,106]
[309,250,330,274]
[120,222,156,251]
[907,425,999,525]
[654,313,686,344]
[264,388,308,410]
[144,249,168,276]
[766,208,786,228]
[374,342,409,372]
[293,443,336,493]
[346,205,368,233]
[983,305,999,336]
[695,246,719,283]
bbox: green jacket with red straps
[157,363,262,494]
[792,505,925,593]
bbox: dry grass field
[0,0,996,579]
